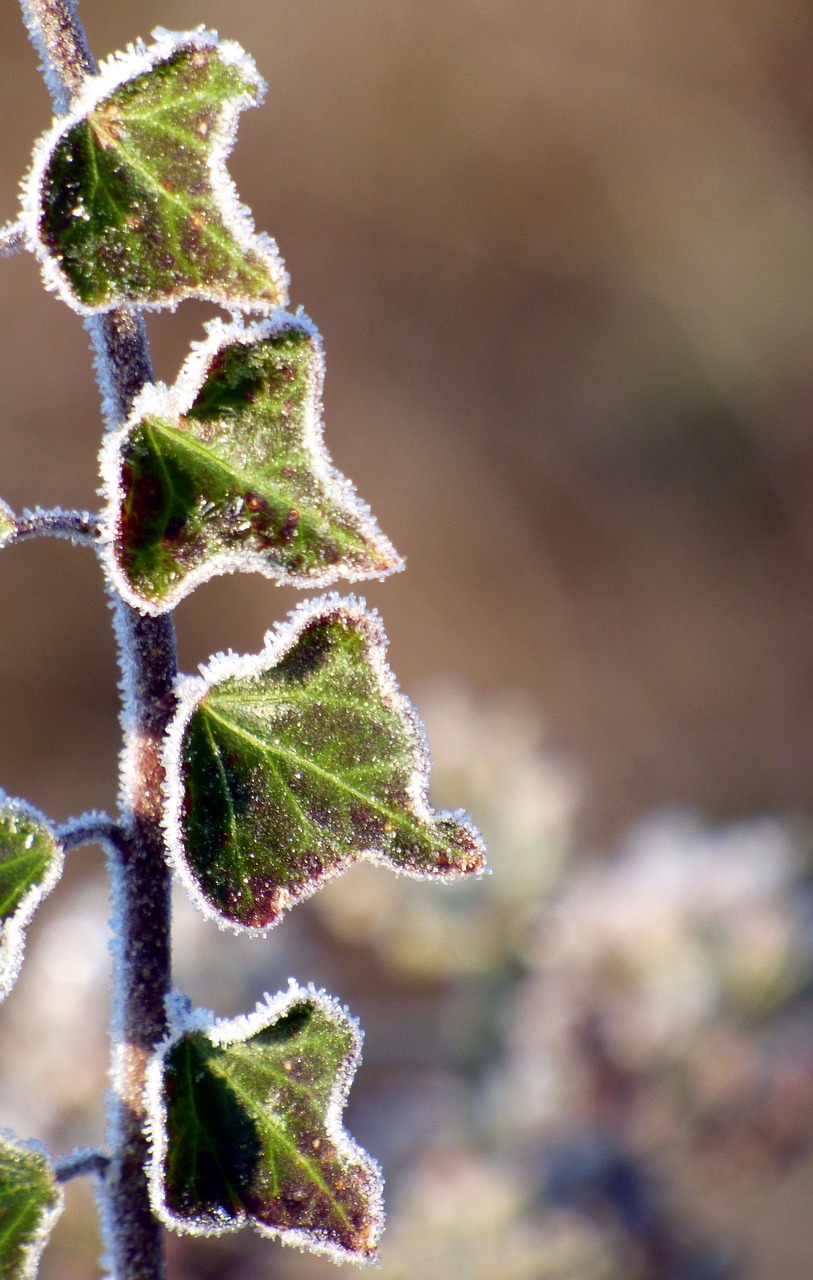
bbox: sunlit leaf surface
[165,597,485,930]
[150,986,382,1262]
[0,796,64,1000]
[102,317,400,612]
[0,1134,63,1280]
[26,29,286,313]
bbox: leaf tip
[432,815,487,877]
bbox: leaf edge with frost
[0,794,64,1001]
[99,314,403,615]
[162,593,486,936]
[145,982,384,1264]
[19,25,288,316]
[0,1131,64,1280]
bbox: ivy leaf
[0,501,16,550]
[0,1133,64,1279]
[22,28,287,314]
[0,796,64,1001]
[100,316,401,613]
[147,984,383,1263]
[164,596,485,931]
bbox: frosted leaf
[147,983,383,1263]
[100,315,401,613]
[22,28,287,314]
[0,1132,64,1279]
[163,595,485,932]
[0,795,64,1000]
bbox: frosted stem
[18,0,96,113]
[55,810,127,855]
[107,600,175,1280]
[19,4,174,1279]
[13,507,100,546]
[55,1148,110,1183]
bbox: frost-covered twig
[19,5,174,1280]
[55,811,128,856]
[12,507,100,546]
[18,0,96,114]
[55,1148,110,1184]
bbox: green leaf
[0,795,64,1000]
[164,596,485,931]
[0,1133,64,1280]
[101,316,401,612]
[148,985,383,1263]
[0,501,16,550]
[23,29,286,314]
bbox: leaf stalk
[12,507,100,546]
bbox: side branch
[12,506,100,546]
[56,810,128,856]
[55,1148,110,1183]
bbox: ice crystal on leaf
[23,28,287,314]
[0,796,64,1001]
[147,984,383,1263]
[101,315,401,613]
[163,596,486,932]
[0,1133,63,1280]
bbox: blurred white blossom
[314,684,583,975]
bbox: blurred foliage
[4,687,813,1278]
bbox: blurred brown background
[2,1,813,1276]
[2,0,813,835]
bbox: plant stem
[19,3,175,1278]
[55,810,128,856]
[12,506,99,545]
[55,1149,111,1183]
[107,601,175,1280]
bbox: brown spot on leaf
[435,841,484,874]
[279,508,300,542]
[163,514,186,544]
[242,877,283,928]
[351,807,386,843]
[90,102,123,150]
[298,849,324,881]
